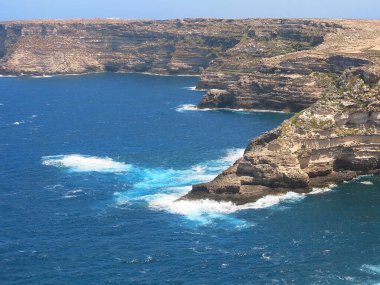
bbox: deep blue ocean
[1,73,380,284]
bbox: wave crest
[42,150,336,223]
[175,104,287,114]
[42,154,130,173]
[360,264,380,275]
[176,104,206,112]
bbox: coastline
[0,18,379,206]
[176,104,291,114]
[184,169,380,205]
[0,70,202,79]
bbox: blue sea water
[0,73,380,284]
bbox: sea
[0,73,379,284]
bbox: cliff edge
[185,72,380,204]
[184,19,380,204]
[0,18,379,204]
[0,18,339,78]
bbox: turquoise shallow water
[0,73,380,284]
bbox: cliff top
[1,18,379,25]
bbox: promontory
[1,18,379,204]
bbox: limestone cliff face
[1,18,379,204]
[198,55,372,112]
[185,20,380,204]
[198,20,380,112]
[186,72,380,204]
[0,19,246,75]
[0,18,338,77]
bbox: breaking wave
[183,86,207,91]
[31,75,53,78]
[42,150,336,223]
[360,264,380,275]
[148,186,335,221]
[175,104,288,114]
[176,104,208,112]
[360,181,374,186]
[113,148,334,222]
[42,154,131,173]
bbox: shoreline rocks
[1,18,379,205]
[185,72,380,204]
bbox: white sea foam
[244,109,288,114]
[360,181,374,186]
[31,75,53,78]
[114,148,245,218]
[261,253,271,261]
[63,189,84,199]
[217,148,244,164]
[175,104,208,112]
[67,189,83,194]
[149,191,304,219]
[113,149,337,222]
[42,154,130,173]
[63,194,76,199]
[150,194,239,216]
[352,174,374,181]
[12,120,25,125]
[360,264,380,275]
[309,185,336,195]
[148,183,336,220]
[55,73,91,77]
[175,104,288,114]
[43,149,336,223]
[184,86,206,91]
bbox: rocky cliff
[186,72,380,204]
[198,20,380,112]
[0,18,379,204]
[0,18,337,76]
[0,19,243,75]
[184,19,380,204]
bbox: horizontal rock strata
[185,19,380,204]
[185,72,380,204]
[198,20,380,112]
[0,18,340,77]
[0,18,379,204]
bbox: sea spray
[175,104,288,114]
[42,150,337,222]
[42,154,131,173]
[360,264,380,275]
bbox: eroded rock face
[198,20,380,112]
[1,18,379,205]
[183,19,380,205]
[198,55,372,112]
[185,73,380,204]
[0,18,338,77]
[0,19,244,75]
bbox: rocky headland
[186,73,380,204]
[0,18,379,204]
